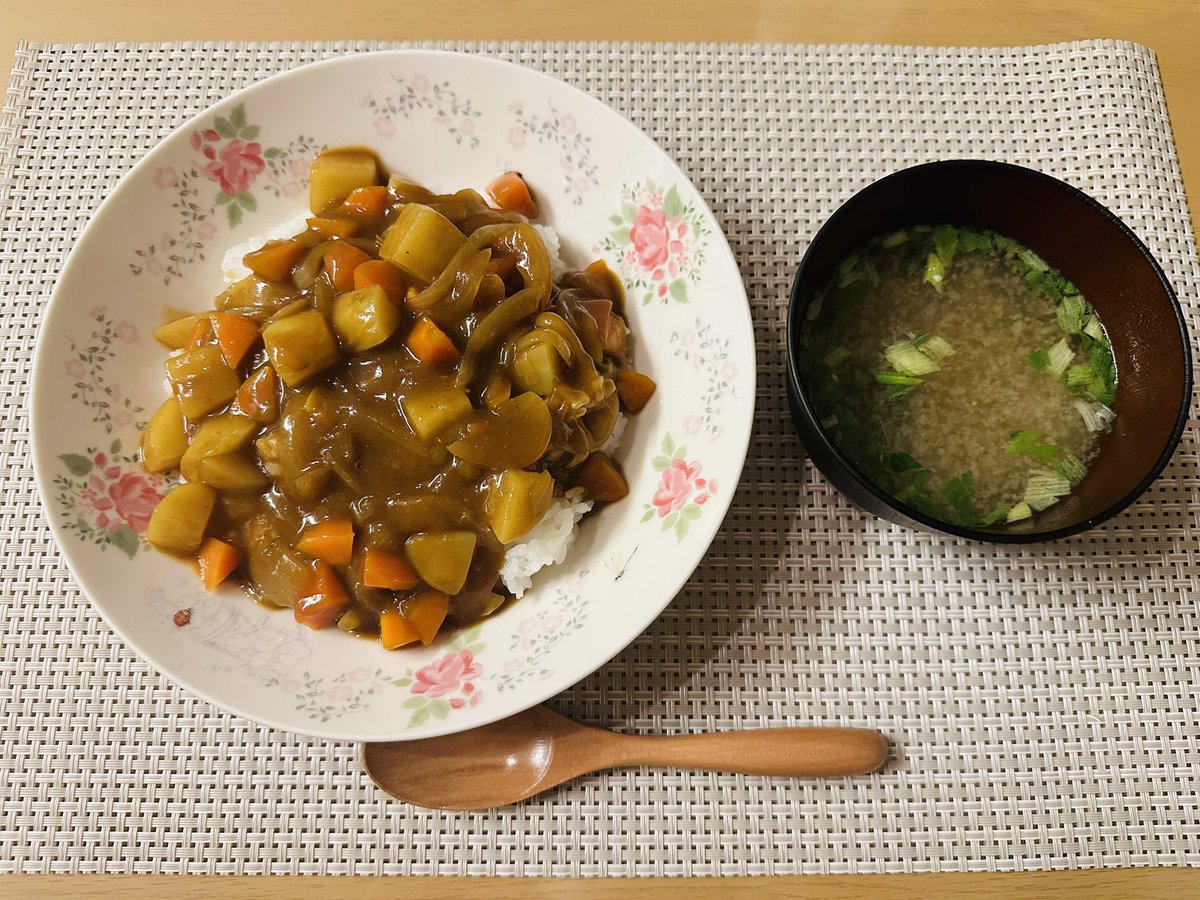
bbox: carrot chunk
[613,369,657,413]
[341,185,390,218]
[380,607,421,649]
[294,560,352,629]
[362,548,420,590]
[575,452,629,502]
[404,590,449,645]
[242,239,307,282]
[406,316,460,365]
[297,519,355,565]
[210,312,260,368]
[307,216,360,240]
[352,259,406,303]
[486,171,538,219]
[197,537,240,591]
[236,365,280,423]
[322,241,374,292]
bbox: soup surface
[798,225,1116,527]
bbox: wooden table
[3,1,1198,895]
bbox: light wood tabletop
[3,0,1198,895]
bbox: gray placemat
[2,39,1198,876]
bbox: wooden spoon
[362,705,888,809]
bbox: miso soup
[798,225,1117,528]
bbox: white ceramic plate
[30,51,755,740]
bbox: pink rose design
[107,472,161,533]
[508,127,526,149]
[281,679,300,693]
[190,132,203,151]
[204,128,220,142]
[326,684,352,702]
[450,698,464,709]
[115,410,134,427]
[288,157,308,179]
[203,139,266,195]
[504,659,522,674]
[683,415,702,437]
[115,321,138,344]
[680,329,696,348]
[282,181,301,198]
[89,306,107,319]
[574,177,590,194]
[347,667,371,683]
[517,618,536,635]
[65,359,85,379]
[93,452,107,466]
[459,119,475,136]
[374,116,395,139]
[561,114,577,135]
[470,692,482,707]
[145,259,164,276]
[152,167,178,189]
[721,360,738,381]
[652,459,701,517]
[411,650,481,699]
[197,220,217,240]
[412,74,430,94]
[629,206,671,271]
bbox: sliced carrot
[352,259,407,303]
[341,185,390,218]
[210,312,260,368]
[236,365,280,423]
[294,560,352,629]
[307,216,360,240]
[186,316,212,349]
[297,518,355,565]
[379,607,421,649]
[197,537,240,591]
[322,241,374,292]
[243,239,307,282]
[486,171,538,219]
[406,316,460,365]
[403,590,449,646]
[362,548,420,591]
[613,369,657,413]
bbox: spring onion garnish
[1025,348,1050,371]
[923,252,946,292]
[1082,315,1105,342]
[881,230,909,248]
[1006,501,1033,523]
[923,225,960,293]
[884,340,941,377]
[941,471,979,524]
[1057,294,1087,335]
[1066,363,1095,391]
[1046,337,1075,377]
[1074,399,1116,433]
[1056,453,1087,487]
[874,371,923,399]
[837,253,862,287]
[918,335,955,363]
[1024,470,1072,511]
[1006,430,1064,464]
[823,346,851,368]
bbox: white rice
[224,219,617,598]
[499,489,593,598]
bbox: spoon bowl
[362,706,889,809]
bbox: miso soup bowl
[785,160,1192,542]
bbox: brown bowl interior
[791,161,1190,537]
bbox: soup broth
[798,225,1117,528]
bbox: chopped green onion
[932,225,959,266]
[1025,348,1049,371]
[837,253,862,287]
[1090,380,1117,406]
[920,335,955,363]
[880,230,908,248]
[1046,337,1075,377]
[1056,295,1087,334]
[941,471,980,525]
[1019,248,1049,272]
[1056,453,1087,487]
[982,505,1011,526]
[1066,363,1095,391]
[1024,470,1071,511]
[888,452,925,472]
[806,294,823,320]
[874,371,923,386]
[1006,502,1033,523]
[1082,315,1105,342]
[823,346,851,368]
[1006,430,1063,463]
[885,341,940,377]
[958,228,993,253]
[1074,399,1115,433]
[923,252,947,292]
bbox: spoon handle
[609,727,888,777]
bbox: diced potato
[146,482,216,555]
[262,310,340,387]
[164,344,241,419]
[141,397,189,473]
[405,531,477,595]
[448,392,551,469]
[511,339,562,395]
[154,314,204,350]
[180,413,258,481]
[488,469,554,544]
[309,148,380,215]
[215,274,298,315]
[332,283,401,352]
[400,387,473,441]
[196,453,269,493]
[379,203,465,284]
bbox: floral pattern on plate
[264,667,393,724]
[65,307,145,434]
[392,626,486,728]
[363,74,482,148]
[130,102,320,285]
[671,318,741,438]
[507,101,598,204]
[643,433,716,541]
[598,179,709,304]
[494,579,591,692]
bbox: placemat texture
[2,40,1198,877]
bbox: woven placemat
[2,39,1198,876]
